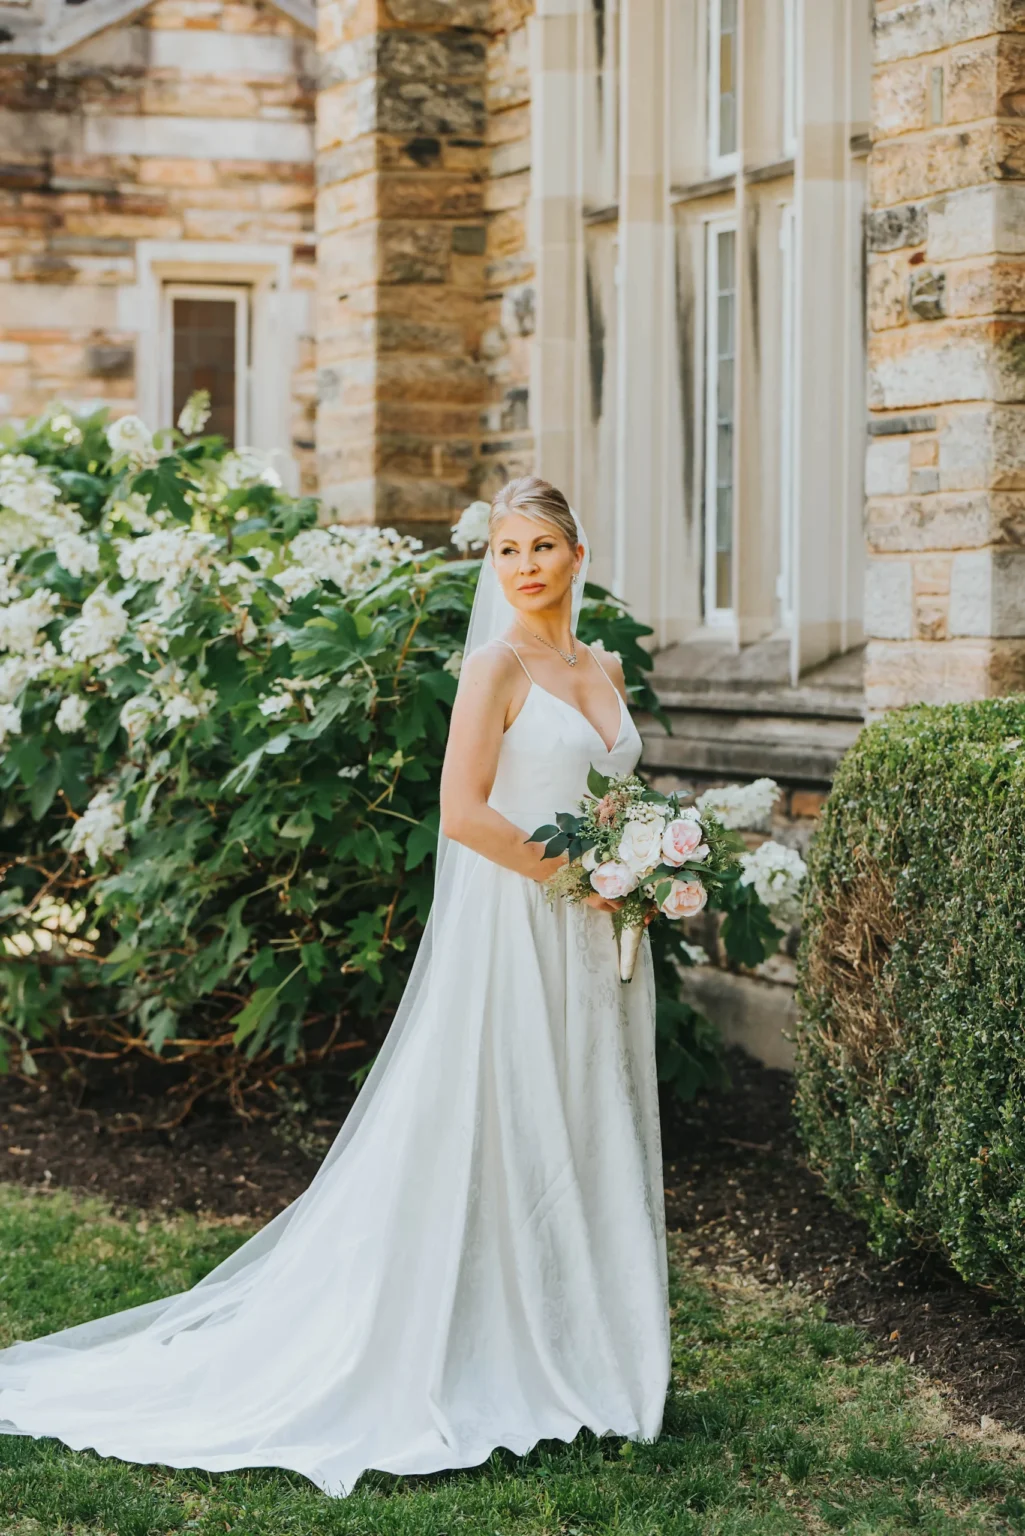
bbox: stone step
[639,706,863,785]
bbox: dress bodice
[487,664,643,835]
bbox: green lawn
[0,1185,1022,1536]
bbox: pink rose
[590,861,638,901]
[661,818,709,867]
[661,878,708,920]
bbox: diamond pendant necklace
[517,620,577,666]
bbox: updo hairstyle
[488,476,578,548]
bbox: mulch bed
[2,1053,1025,1429]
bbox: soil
[2,1052,1025,1430]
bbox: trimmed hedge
[795,697,1025,1306]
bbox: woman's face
[491,513,584,619]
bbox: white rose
[590,861,638,901]
[617,816,666,876]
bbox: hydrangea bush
[0,403,719,1118]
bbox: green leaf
[29,759,60,821]
[405,810,439,870]
[527,824,560,844]
[720,892,781,968]
[232,987,280,1046]
[587,765,611,797]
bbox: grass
[0,1186,1022,1535]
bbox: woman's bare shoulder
[589,641,627,690]
[457,640,525,693]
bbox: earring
[572,573,579,585]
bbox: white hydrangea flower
[45,410,83,446]
[219,449,282,491]
[451,500,490,554]
[681,941,710,966]
[273,564,319,602]
[53,531,100,579]
[68,786,126,866]
[218,561,259,592]
[177,389,211,437]
[105,493,156,535]
[696,777,779,831]
[60,587,128,663]
[443,649,463,678]
[0,556,19,606]
[739,839,808,926]
[283,525,421,599]
[239,612,259,645]
[116,527,217,588]
[135,619,169,656]
[337,764,362,780]
[119,694,160,740]
[0,655,30,704]
[259,692,292,719]
[106,414,157,468]
[0,588,59,655]
[55,694,89,734]
[0,702,22,750]
[0,456,82,558]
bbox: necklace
[517,620,577,666]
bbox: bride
[0,476,670,1497]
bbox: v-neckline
[528,681,627,756]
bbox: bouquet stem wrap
[615,917,644,984]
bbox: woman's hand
[585,892,623,914]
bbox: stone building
[2,0,1024,1056]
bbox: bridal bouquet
[529,768,750,982]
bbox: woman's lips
[518,582,545,593]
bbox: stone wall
[864,0,1025,710]
[314,0,535,540]
[0,0,317,486]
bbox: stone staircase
[640,638,865,787]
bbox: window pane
[707,225,736,616]
[716,2,738,159]
[172,297,239,444]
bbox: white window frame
[117,240,304,491]
[161,283,251,446]
[707,0,740,174]
[703,216,738,628]
[783,0,798,159]
[777,203,797,631]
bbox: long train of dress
[0,660,670,1497]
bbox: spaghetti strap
[495,638,533,683]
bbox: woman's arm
[440,645,559,882]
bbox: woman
[0,477,670,1496]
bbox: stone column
[315,0,491,540]
[865,0,1025,711]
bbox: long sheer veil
[0,509,592,1364]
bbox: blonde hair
[488,476,578,548]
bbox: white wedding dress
[0,640,670,1497]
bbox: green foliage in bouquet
[796,697,1025,1308]
[0,403,720,1117]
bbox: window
[708,0,739,171]
[164,285,250,445]
[783,0,798,158]
[704,221,736,622]
[777,204,797,629]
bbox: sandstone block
[377,221,451,283]
[867,250,910,330]
[864,636,1025,710]
[914,553,952,593]
[869,124,995,207]
[915,594,949,640]
[789,789,828,819]
[945,36,1000,125]
[865,202,926,252]
[869,323,990,409]
[865,557,914,639]
[949,546,1025,634]
[378,32,486,83]
[377,79,486,138]
[872,57,929,140]
[910,436,939,466]
[866,434,911,496]
[384,0,490,26]
[928,184,1025,261]
[874,0,1025,67]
